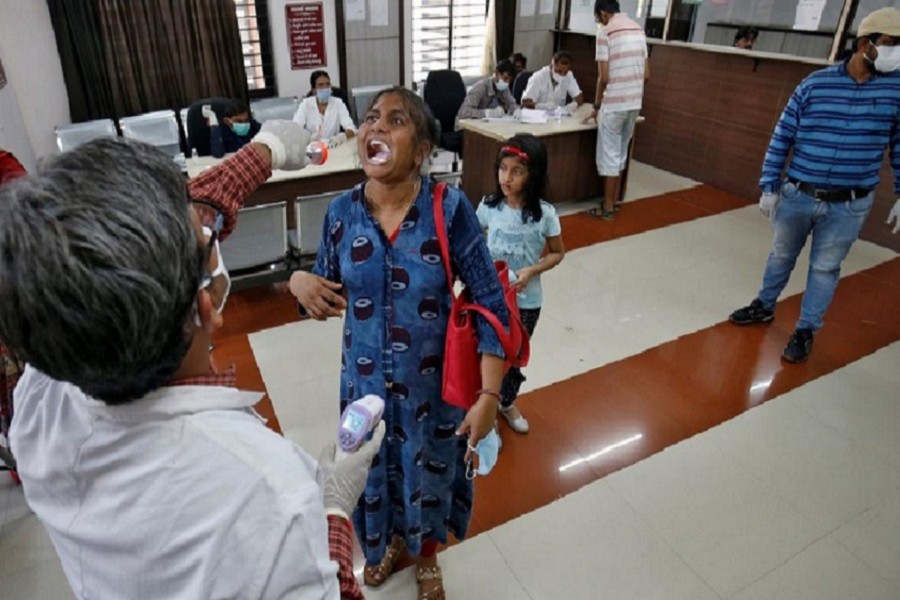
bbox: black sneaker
[729,299,774,325]
[782,328,814,363]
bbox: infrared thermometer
[337,394,385,453]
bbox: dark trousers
[500,307,541,408]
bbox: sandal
[416,564,445,600]
[363,535,406,587]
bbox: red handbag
[432,182,530,410]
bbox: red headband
[500,145,529,162]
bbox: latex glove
[484,106,505,118]
[535,101,556,111]
[512,108,523,120]
[319,421,386,518]
[887,198,900,234]
[327,132,348,149]
[201,104,218,127]
[565,101,578,114]
[759,192,779,219]
[252,119,312,170]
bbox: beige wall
[0,0,70,167]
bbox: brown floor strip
[467,256,900,537]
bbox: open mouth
[366,139,392,165]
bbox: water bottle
[306,140,329,166]
[191,147,198,159]
[554,105,563,125]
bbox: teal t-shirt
[476,197,561,309]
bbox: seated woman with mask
[293,70,357,149]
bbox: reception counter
[553,32,898,252]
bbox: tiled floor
[2,161,899,599]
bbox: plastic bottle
[191,147,198,159]
[306,140,329,166]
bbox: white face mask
[873,44,900,73]
[202,225,231,314]
[494,78,509,92]
[551,70,564,84]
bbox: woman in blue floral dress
[290,87,508,600]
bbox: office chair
[185,98,232,157]
[423,69,467,158]
[250,97,300,124]
[512,70,532,104]
[55,119,118,152]
[119,110,182,158]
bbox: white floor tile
[788,343,900,474]
[607,436,824,598]
[704,396,900,532]
[1,558,70,599]
[0,513,57,579]
[623,162,699,202]
[491,480,719,600]
[834,485,900,590]
[730,536,898,600]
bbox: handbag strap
[432,182,456,296]
[431,182,524,364]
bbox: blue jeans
[757,181,874,332]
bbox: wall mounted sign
[286,2,327,70]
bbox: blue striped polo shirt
[759,62,900,194]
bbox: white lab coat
[292,96,357,140]
[10,366,341,600]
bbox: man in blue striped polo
[730,7,900,363]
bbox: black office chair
[512,70,532,104]
[423,69,467,157]
[186,97,233,157]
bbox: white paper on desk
[519,108,548,124]
[370,0,388,27]
[520,0,536,17]
[346,0,365,21]
[539,0,554,15]
[793,0,826,31]
[482,116,517,123]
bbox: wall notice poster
[0,56,6,90]
[793,0,826,30]
[286,2,327,70]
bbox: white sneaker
[499,405,530,434]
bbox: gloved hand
[318,422,386,519]
[484,106,505,118]
[326,132,348,149]
[201,104,218,127]
[252,119,312,170]
[512,108,523,120]
[565,101,578,114]
[759,192,779,219]
[886,198,900,234]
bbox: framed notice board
[286,2,327,70]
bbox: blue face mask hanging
[466,428,500,479]
[231,122,251,137]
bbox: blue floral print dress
[312,177,509,564]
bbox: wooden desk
[186,142,366,207]
[458,105,639,205]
